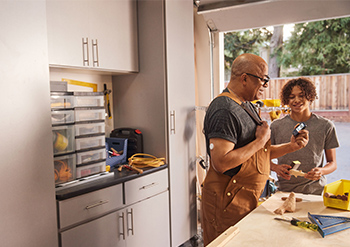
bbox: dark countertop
[56,164,168,200]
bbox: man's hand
[290,129,309,151]
[270,162,291,180]
[255,121,271,146]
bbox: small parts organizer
[50,89,106,186]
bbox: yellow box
[323,179,350,211]
[264,99,281,107]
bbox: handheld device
[292,122,306,136]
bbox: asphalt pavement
[326,122,350,183]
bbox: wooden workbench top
[210,191,350,247]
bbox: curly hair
[280,77,317,106]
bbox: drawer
[58,183,123,229]
[75,135,105,151]
[52,125,75,155]
[50,94,74,109]
[51,109,75,125]
[76,148,106,165]
[75,108,105,122]
[75,95,104,108]
[54,153,76,185]
[76,161,106,178]
[125,168,168,205]
[75,122,105,137]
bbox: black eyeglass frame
[245,73,270,87]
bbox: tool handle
[292,220,318,231]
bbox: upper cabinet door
[89,0,139,72]
[46,0,89,68]
[46,0,139,73]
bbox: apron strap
[218,91,263,126]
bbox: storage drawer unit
[124,168,168,205]
[58,183,123,229]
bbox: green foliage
[224,28,272,70]
[224,17,350,77]
[279,17,350,76]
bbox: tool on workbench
[308,212,350,237]
[274,217,318,231]
[103,84,112,119]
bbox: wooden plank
[207,226,240,247]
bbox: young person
[270,77,339,195]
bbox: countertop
[211,191,350,247]
[55,165,168,200]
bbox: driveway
[326,122,350,183]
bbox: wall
[0,1,58,246]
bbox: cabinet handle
[119,212,125,240]
[170,110,176,134]
[92,39,99,67]
[139,182,158,190]
[85,200,109,210]
[127,208,134,236]
[82,37,89,66]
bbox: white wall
[0,1,58,246]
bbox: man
[201,53,309,245]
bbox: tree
[224,28,272,70]
[279,17,350,76]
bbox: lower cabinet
[58,169,170,247]
[60,191,169,247]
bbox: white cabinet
[46,0,138,72]
[58,169,170,247]
[60,191,169,247]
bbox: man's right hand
[255,121,271,146]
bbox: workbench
[210,191,350,247]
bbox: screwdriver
[274,217,318,231]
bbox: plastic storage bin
[76,160,106,178]
[75,108,105,122]
[75,135,105,151]
[105,137,128,168]
[323,179,350,211]
[75,122,105,137]
[51,110,75,125]
[52,125,75,155]
[74,95,104,108]
[54,153,76,185]
[50,94,74,109]
[76,148,106,165]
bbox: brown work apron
[201,92,270,246]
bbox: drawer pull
[139,182,158,190]
[85,200,109,210]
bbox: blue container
[105,137,128,168]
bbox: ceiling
[194,0,350,32]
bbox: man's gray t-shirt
[203,89,261,176]
[270,114,339,194]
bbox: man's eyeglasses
[246,73,270,87]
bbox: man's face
[245,65,269,101]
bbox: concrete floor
[326,122,350,183]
